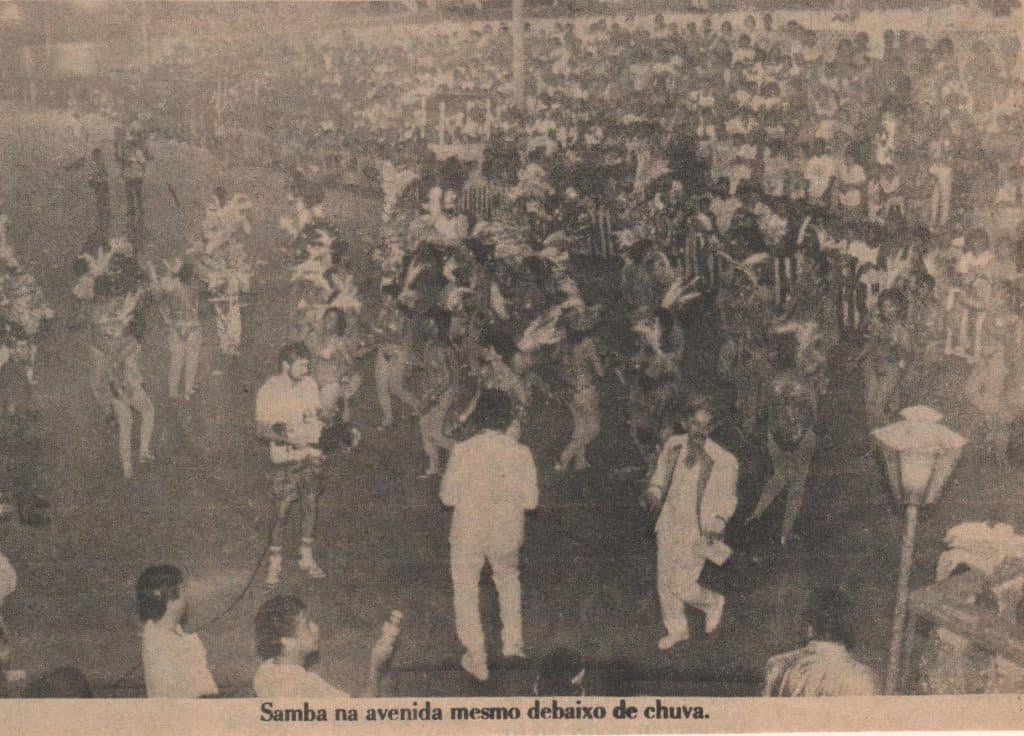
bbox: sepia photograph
[0,0,1022,732]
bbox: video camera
[317,418,361,454]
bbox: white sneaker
[460,652,489,682]
[705,596,725,634]
[657,633,688,651]
[298,557,327,579]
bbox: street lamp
[872,405,966,694]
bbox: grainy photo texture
[0,0,1022,732]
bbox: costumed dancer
[372,284,420,429]
[194,187,253,357]
[91,283,153,480]
[0,219,54,385]
[415,310,457,478]
[555,308,604,473]
[148,259,202,401]
[308,306,365,424]
[856,289,911,429]
[746,371,818,546]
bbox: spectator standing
[441,389,539,682]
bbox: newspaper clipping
[0,0,1022,734]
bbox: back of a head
[534,648,585,696]
[136,565,182,623]
[804,587,855,649]
[255,595,306,662]
[24,666,93,698]
[472,389,513,433]
[278,341,311,370]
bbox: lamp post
[871,405,965,695]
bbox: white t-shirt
[255,374,323,464]
[253,661,349,698]
[141,622,218,698]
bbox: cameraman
[256,342,328,587]
[256,341,360,587]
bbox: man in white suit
[643,397,738,650]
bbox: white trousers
[450,541,523,657]
[656,532,722,638]
[168,328,201,398]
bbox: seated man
[252,595,398,698]
[764,586,878,696]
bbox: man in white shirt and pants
[441,389,539,682]
[643,397,738,650]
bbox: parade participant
[372,284,420,429]
[434,188,470,246]
[91,282,153,480]
[764,586,878,696]
[746,372,818,546]
[195,187,253,357]
[555,310,604,473]
[136,565,218,698]
[255,342,327,585]
[686,196,722,295]
[953,228,997,361]
[150,261,202,401]
[928,140,953,231]
[857,289,911,428]
[309,307,363,423]
[0,337,49,526]
[642,397,738,650]
[122,124,148,243]
[441,389,539,682]
[727,182,767,256]
[0,227,53,385]
[623,313,684,470]
[457,324,529,442]
[410,186,469,250]
[253,596,400,697]
[965,280,1021,458]
[416,311,457,478]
